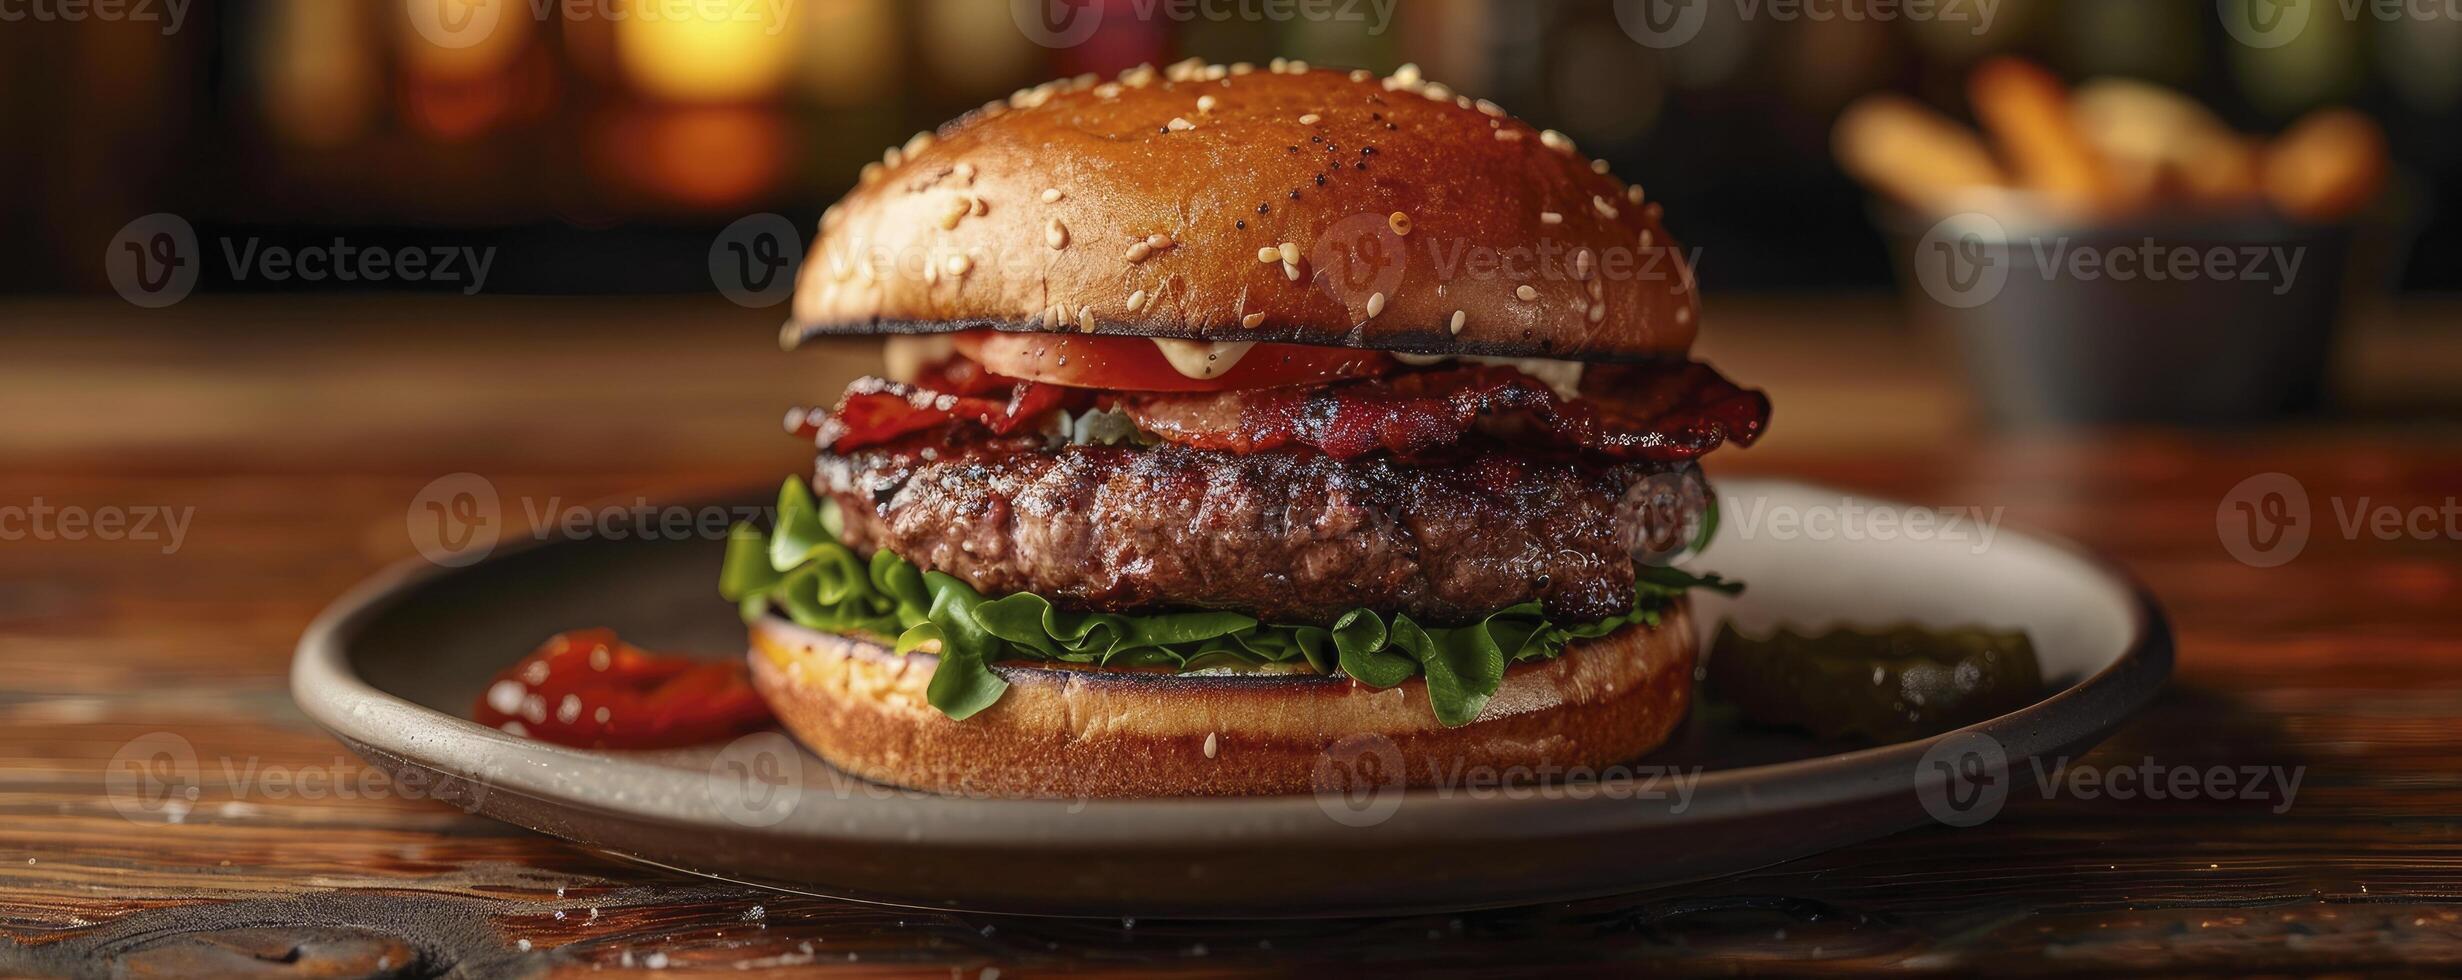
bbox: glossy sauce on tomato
[472,629,772,749]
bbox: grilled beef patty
[816,443,1675,626]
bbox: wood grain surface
[3,295,2459,977]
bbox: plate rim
[292,477,2174,848]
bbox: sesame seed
[1587,277,1604,300]
[1045,218,1069,250]
[1593,196,1619,220]
[1278,242,1301,265]
[1079,306,1097,331]
[1588,302,1606,324]
[1423,83,1452,101]
[1283,261,1302,282]
[1516,284,1538,302]
[1393,63,1422,86]
[1592,159,1611,175]
[1288,59,1309,73]
[1230,62,1255,75]
[1094,82,1122,99]
[1167,117,1195,132]
[1126,289,1147,312]
[1574,248,1595,280]
[1041,187,1065,203]
[1242,311,1267,329]
[1476,99,1505,117]
[946,254,972,276]
[859,161,884,184]
[1450,310,1467,334]
[938,197,968,230]
[1494,129,1522,142]
[1122,64,1157,87]
[1366,292,1386,317]
[1388,212,1412,236]
[953,162,976,183]
[1540,211,1562,225]
[1299,113,1322,125]
[1197,95,1218,114]
[1256,246,1279,263]
[904,130,934,157]
[1349,69,1371,82]
[1627,185,1645,205]
[1640,229,1656,248]
[1270,57,1289,73]
[1126,242,1154,263]
[1540,129,1573,154]
[1675,306,1693,325]
[1204,732,1220,759]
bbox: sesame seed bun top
[784,59,1702,362]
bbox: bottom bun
[747,600,1695,798]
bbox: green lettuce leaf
[723,477,1741,728]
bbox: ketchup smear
[472,629,772,749]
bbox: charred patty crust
[816,443,1674,626]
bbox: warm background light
[616,3,797,102]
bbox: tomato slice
[951,332,1395,392]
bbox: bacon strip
[805,377,1080,451]
[802,360,1769,463]
[1116,362,1768,463]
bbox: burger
[720,60,1769,798]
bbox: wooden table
[4,295,2460,976]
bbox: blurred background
[2,0,2456,296]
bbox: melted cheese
[1151,338,1257,380]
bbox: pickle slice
[1706,623,2045,743]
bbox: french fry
[1832,93,2005,213]
[2176,135,2264,207]
[2262,108,2389,222]
[1968,57,2119,214]
[2072,78,2258,208]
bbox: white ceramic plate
[293,479,2170,917]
